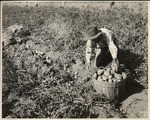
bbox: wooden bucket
[92,78,127,100]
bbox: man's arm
[108,35,119,71]
[108,37,118,59]
[101,28,119,71]
[86,40,95,68]
[99,28,118,59]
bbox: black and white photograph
[1,1,148,118]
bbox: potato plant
[2,2,147,118]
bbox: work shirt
[86,28,118,64]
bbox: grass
[2,2,148,118]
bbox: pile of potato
[92,65,127,83]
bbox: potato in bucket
[92,63,128,100]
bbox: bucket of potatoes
[92,63,128,101]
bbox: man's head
[83,25,102,42]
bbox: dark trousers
[95,47,113,68]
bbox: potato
[106,67,112,72]
[97,76,103,82]
[97,76,102,80]
[114,73,122,80]
[122,72,127,79]
[113,78,118,82]
[108,79,113,82]
[93,73,98,79]
[108,75,113,79]
[102,75,108,81]
[104,71,110,77]
[117,79,121,82]
[110,69,116,75]
[97,69,104,75]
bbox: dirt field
[2,2,148,118]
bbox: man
[84,26,120,72]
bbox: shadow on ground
[121,79,145,102]
[118,49,145,102]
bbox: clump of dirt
[120,89,148,118]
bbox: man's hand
[86,63,91,70]
[111,58,119,72]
